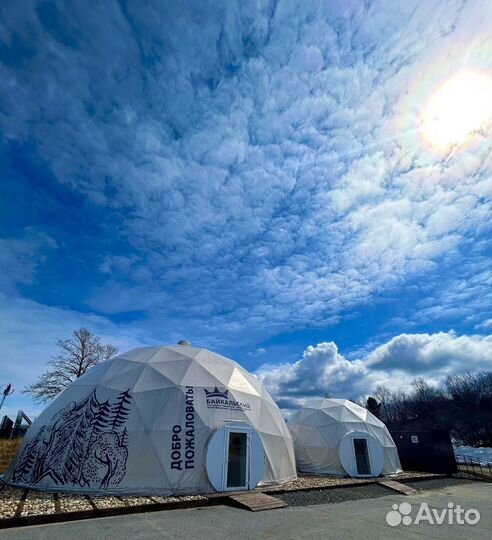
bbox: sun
[421,70,492,150]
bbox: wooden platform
[378,480,418,495]
[227,492,287,511]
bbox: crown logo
[204,387,229,399]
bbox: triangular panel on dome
[99,357,148,383]
[263,401,291,434]
[320,399,342,410]
[147,347,193,364]
[182,357,234,388]
[149,358,194,385]
[345,400,368,420]
[123,428,171,493]
[292,407,319,426]
[142,386,206,432]
[195,348,237,367]
[227,367,261,396]
[131,364,179,393]
[167,345,202,359]
[256,400,287,436]
[338,405,363,423]
[118,347,162,363]
[324,403,346,422]
[316,411,341,429]
[299,425,329,449]
[260,432,296,485]
[100,362,147,391]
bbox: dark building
[0,416,14,439]
[390,429,458,474]
[0,411,32,439]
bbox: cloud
[389,250,492,332]
[0,228,57,292]
[248,347,266,358]
[476,319,492,331]
[256,331,492,411]
[0,0,491,346]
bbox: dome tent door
[352,437,371,475]
[339,430,384,477]
[226,430,248,489]
[206,423,265,492]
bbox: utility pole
[0,383,15,413]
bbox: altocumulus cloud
[0,0,491,346]
[256,331,492,411]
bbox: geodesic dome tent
[288,398,401,477]
[6,343,296,495]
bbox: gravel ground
[0,487,21,519]
[120,496,156,507]
[90,496,126,510]
[404,477,474,491]
[275,477,477,508]
[0,472,447,521]
[0,483,208,522]
[21,491,56,516]
[58,494,93,513]
[265,470,439,492]
[276,483,393,507]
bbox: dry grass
[0,439,22,474]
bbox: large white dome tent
[6,343,297,495]
[288,398,401,477]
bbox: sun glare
[421,70,492,150]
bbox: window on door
[226,431,248,488]
[353,438,371,475]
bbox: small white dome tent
[6,343,296,495]
[288,398,401,477]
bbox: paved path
[3,482,491,540]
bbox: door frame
[222,425,251,491]
[350,435,374,477]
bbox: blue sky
[1,0,491,417]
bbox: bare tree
[374,385,392,423]
[411,377,437,402]
[391,390,409,424]
[24,328,118,402]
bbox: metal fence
[454,453,492,482]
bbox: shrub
[0,439,23,474]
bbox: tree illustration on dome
[12,389,132,489]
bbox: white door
[351,437,372,476]
[339,430,384,477]
[223,427,250,491]
[206,424,265,492]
